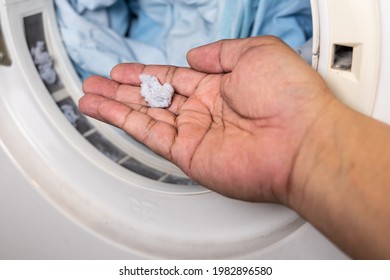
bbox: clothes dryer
[0,0,388,259]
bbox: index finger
[186,36,288,73]
[110,63,207,97]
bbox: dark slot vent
[332,45,353,71]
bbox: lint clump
[139,74,174,108]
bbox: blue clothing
[55,0,312,80]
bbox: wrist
[288,97,390,258]
[287,96,355,213]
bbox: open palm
[79,36,333,203]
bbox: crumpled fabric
[54,0,312,80]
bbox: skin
[79,36,390,259]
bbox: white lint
[30,41,57,85]
[139,74,174,108]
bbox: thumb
[186,36,284,73]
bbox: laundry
[295,38,313,64]
[54,0,313,80]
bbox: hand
[79,36,334,204]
